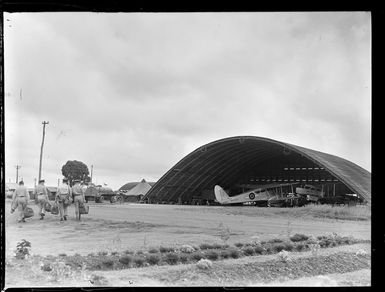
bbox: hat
[39,179,45,183]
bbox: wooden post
[15,165,21,183]
[38,121,49,181]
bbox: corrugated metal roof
[145,136,371,204]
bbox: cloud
[4,12,371,189]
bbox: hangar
[144,136,371,205]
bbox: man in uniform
[56,178,72,222]
[12,181,30,223]
[72,179,85,221]
[35,179,49,220]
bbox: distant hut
[120,179,153,202]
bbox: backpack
[24,207,34,218]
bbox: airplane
[214,183,298,206]
[295,184,324,202]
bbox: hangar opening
[144,136,371,206]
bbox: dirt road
[5,201,370,256]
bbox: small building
[120,179,153,202]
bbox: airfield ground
[4,200,371,287]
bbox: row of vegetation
[33,233,368,271]
[211,204,371,221]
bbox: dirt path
[5,201,370,256]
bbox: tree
[61,160,90,186]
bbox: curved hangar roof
[145,136,371,204]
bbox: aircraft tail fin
[214,185,230,204]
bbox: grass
[220,250,231,259]
[242,247,255,256]
[228,249,241,259]
[153,251,371,286]
[146,254,161,265]
[159,246,174,253]
[205,250,219,260]
[234,242,244,248]
[254,246,265,254]
[164,253,179,265]
[27,233,368,273]
[216,204,371,221]
[179,254,189,263]
[190,252,205,262]
[199,243,227,250]
[133,256,145,267]
[290,233,309,242]
[6,249,370,287]
[118,255,133,266]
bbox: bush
[295,243,306,252]
[119,255,133,266]
[159,246,174,253]
[290,233,309,242]
[271,243,286,253]
[229,249,241,259]
[234,242,244,248]
[58,253,67,257]
[205,250,219,260]
[97,251,108,256]
[268,238,284,244]
[190,252,205,262]
[164,253,179,265]
[64,256,85,269]
[242,246,255,256]
[254,245,265,255]
[196,259,213,270]
[124,250,134,255]
[133,256,145,267]
[101,259,114,269]
[213,243,228,249]
[110,251,119,256]
[48,260,76,282]
[199,243,212,250]
[41,262,53,272]
[15,239,31,260]
[282,241,294,251]
[220,250,231,259]
[146,254,161,265]
[148,248,159,254]
[179,254,189,263]
[136,251,144,255]
[277,250,291,262]
[179,245,195,253]
[89,274,109,286]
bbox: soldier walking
[56,178,72,222]
[35,179,49,220]
[72,179,85,221]
[12,181,30,223]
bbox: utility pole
[15,165,21,183]
[38,121,49,182]
[90,165,93,183]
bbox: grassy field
[5,201,371,287]
[5,241,371,287]
[188,204,371,221]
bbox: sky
[4,12,371,190]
